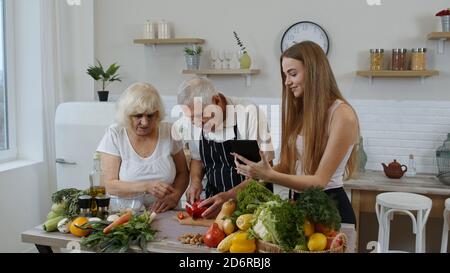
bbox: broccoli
[236,180,280,214]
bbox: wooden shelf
[427,32,450,40]
[133,38,205,45]
[357,70,439,77]
[356,70,439,84]
[427,32,450,54]
[183,69,261,86]
[182,69,260,75]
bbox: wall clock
[281,21,330,55]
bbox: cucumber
[43,216,64,232]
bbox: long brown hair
[276,41,359,180]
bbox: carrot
[103,211,132,234]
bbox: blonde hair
[276,41,359,180]
[115,82,165,128]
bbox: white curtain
[40,0,64,193]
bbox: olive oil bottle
[89,152,106,216]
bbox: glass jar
[95,195,111,220]
[411,48,427,71]
[370,49,384,71]
[391,48,407,71]
[78,195,93,217]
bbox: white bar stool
[375,192,432,253]
[441,198,450,253]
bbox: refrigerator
[55,102,116,190]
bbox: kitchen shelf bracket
[437,38,445,54]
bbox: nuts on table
[178,233,204,245]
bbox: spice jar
[370,49,384,71]
[411,48,427,71]
[391,48,407,71]
[95,195,111,220]
[78,195,93,217]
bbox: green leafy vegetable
[250,199,305,251]
[295,187,341,231]
[80,210,158,253]
[51,188,87,219]
[236,180,280,215]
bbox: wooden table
[22,210,357,253]
[344,170,450,252]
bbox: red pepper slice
[178,211,185,220]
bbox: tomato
[315,223,335,237]
[178,212,185,220]
[203,223,225,248]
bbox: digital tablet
[230,140,261,164]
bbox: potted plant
[233,31,251,69]
[436,8,450,32]
[87,60,122,102]
[184,46,202,70]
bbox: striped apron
[199,125,246,197]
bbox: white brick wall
[352,100,450,174]
[160,96,450,201]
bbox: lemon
[236,214,253,231]
[307,233,327,251]
[303,219,315,237]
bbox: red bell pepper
[185,200,208,219]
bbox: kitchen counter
[343,170,450,252]
[345,170,450,196]
[21,210,356,253]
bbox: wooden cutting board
[173,212,215,227]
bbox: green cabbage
[250,200,306,251]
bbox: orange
[303,219,315,237]
[69,217,90,237]
[307,233,327,251]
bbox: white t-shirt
[173,96,274,161]
[97,122,183,184]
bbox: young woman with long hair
[233,41,359,224]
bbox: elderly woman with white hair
[97,82,189,213]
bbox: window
[0,0,6,152]
[0,0,16,162]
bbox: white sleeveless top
[295,100,354,190]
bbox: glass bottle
[358,136,368,172]
[89,152,106,216]
[370,49,384,71]
[406,154,416,177]
[436,133,450,176]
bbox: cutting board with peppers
[174,212,215,227]
[173,200,214,227]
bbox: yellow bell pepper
[229,232,256,253]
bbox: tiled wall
[352,99,450,174]
[162,96,450,200]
